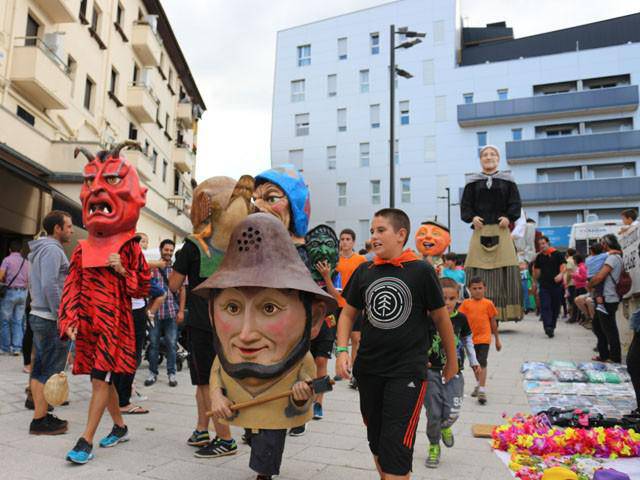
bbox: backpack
[609,254,631,298]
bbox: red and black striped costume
[59,238,150,375]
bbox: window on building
[497,88,508,100]
[84,76,95,111]
[165,113,170,134]
[583,74,630,90]
[288,149,303,170]
[370,180,381,204]
[116,2,124,27]
[295,113,309,136]
[400,178,411,203]
[91,3,101,34]
[326,220,336,231]
[337,182,347,206]
[370,32,380,55]
[539,210,584,227]
[25,14,39,46]
[143,140,149,155]
[79,0,88,22]
[109,67,118,95]
[337,37,347,60]
[132,63,139,83]
[587,162,635,179]
[359,219,370,247]
[297,44,311,66]
[394,140,399,165]
[463,93,473,104]
[337,108,347,132]
[535,123,578,138]
[537,166,582,183]
[359,69,370,93]
[399,101,410,125]
[359,142,370,167]
[533,80,577,96]
[370,104,380,128]
[327,74,337,97]
[327,146,336,170]
[151,149,158,173]
[167,68,173,90]
[16,105,35,126]
[512,128,522,141]
[291,79,305,102]
[162,159,168,182]
[586,118,633,134]
[477,131,487,147]
[128,122,138,140]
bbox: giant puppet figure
[59,141,151,464]
[196,213,337,479]
[415,220,451,275]
[460,144,523,322]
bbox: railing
[14,37,70,74]
[133,19,163,47]
[518,176,640,204]
[128,80,159,103]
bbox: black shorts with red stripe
[355,374,427,476]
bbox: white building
[270,0,640,252]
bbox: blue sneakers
[312,402,323,420]
[66,437,94,464]
[99,424,129,448]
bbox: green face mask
[305,224,339,283]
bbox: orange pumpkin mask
[415,221,451,257]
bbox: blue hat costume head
[255,165,310,238]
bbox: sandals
[121,405,149,415]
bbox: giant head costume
[415,220,451,258]
[254,165,310,242]
[194,214,336,385]
[188,175,254,277]
[74,141,147,268]
[305,224,339,284]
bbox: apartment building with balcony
[0,0,204,249]
[271,0,640,251]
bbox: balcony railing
[519,176,640,205]
[506,130,640,164]
[126,81,158,123]
[176,101,193,129]
[131,20,162,67]
[457,85,639,126]
[32,0,76,23]
[10,37,71,109]
[173,142,194,174]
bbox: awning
[0,143,52,192]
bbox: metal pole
[446,187,451,252]
[389,24,395,208]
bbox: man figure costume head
[75,141,147,267]
[415,220,451,258]
[305,224,339,284]
[194,214,336,389]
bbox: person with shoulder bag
[0,239,29,355]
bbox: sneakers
[425,444,441,468]
[144,373,157,386]
[187,429,210,447]
[333,375,343,382]
[66,437,94,464]
[595,304,608,315]
[471,386,479,398]
[478,391,487,405]
[441,427,454,448]
[194,437,238,458]
[168,374,178,387]
[289,425,306,436]
[29,413,68,435]
[312,402,323,420]
[99,424,129,448]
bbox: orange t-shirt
[336,253,367,308]
[459,298,498,345]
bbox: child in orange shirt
[459,277,501,405]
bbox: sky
[161,0,640,182]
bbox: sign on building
[621,225,640,296]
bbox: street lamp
[389,25,425,207]
[437,187,459,252]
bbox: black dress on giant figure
[461,145,523,322]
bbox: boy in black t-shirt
[424,278,480,469]
[336,208,457,480]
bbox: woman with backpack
[588,234,626,363]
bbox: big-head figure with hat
[415,220,451,274]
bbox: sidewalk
[0,313,598,479]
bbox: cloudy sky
[162,0,639,182]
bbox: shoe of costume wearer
[99,424,129,448]
[425,444,441,468]
[545,329,555,338]
[194,437,238,458]
[595,304,608,315]
[241,429,252,445]
[289,425,306,436]
[66,437,94,464]
[471,386,479,398]
[349,377,358,390]
[29,413,68,435]
[478,391,487,405]
[312,402,323,420]
[187,429,210,447]
[144,374,157,386]
[441,427,454,448]
[256,476,272,480]
[168,373,178,387]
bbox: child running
[336,208,457,480]
[459,277,501,405]
[424,278,480,468]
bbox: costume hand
[66,325,77,341]
[471,364,481,375]
[316,260,332,281]
[336,351,352,380]
[176,311,185,325]
[498,216,510,229]
[292,380,314,403]
[210,388,233,419]
[107,253,126,275]
[442,359,458,383]
[495,338,502,352]
[472,216,485,230]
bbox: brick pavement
[0,313,598,479]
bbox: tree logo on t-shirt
[365,277,412,329]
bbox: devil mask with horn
[75,141,147,268]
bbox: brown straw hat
[193,213,337,311]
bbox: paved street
[0,313,598,480]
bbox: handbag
[0,257,26,298]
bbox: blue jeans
[148,316,177,375]
[539,284,563,332]
[0,288,27,352]
[30,314,68,384]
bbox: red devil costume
[59,141,151,376]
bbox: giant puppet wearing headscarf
[460,145,523,322]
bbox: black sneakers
[289,425,306,437]
[194,437,238,458]
[29,413,68,435]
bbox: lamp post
[389,25,425,208]
[437,187,459,252]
